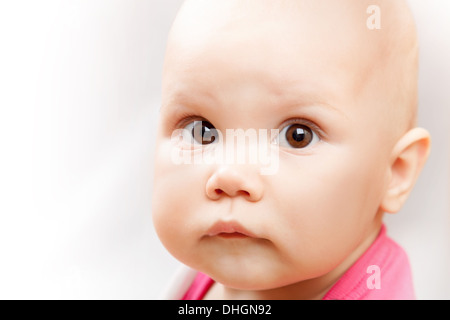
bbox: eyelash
[171,112,325,140]
[278,118,325,140]
[171,112,206,131]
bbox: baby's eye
[182,120,218,145]
[277,123,320,149]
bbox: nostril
[213,189,250,197]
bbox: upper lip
[206,220,257,238]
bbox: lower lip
[217,232,249,239]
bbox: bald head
[163,0,418,142]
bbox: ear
[381,127,431,213]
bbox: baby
[152,0,431,300]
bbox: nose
[205,166,264,202]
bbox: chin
[203,265,291,291]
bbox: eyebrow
[161,90,219,116]
[162,88,347,120]
[280,96,348,119]
[264,89,349,121]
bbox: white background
[0,0,448,299]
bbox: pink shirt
[182,225,415,300]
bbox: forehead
[163,0,396,124]
[163,1,376,108]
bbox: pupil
[202,126,213,141]
[192,121,216,144]
[285,124,312,148]
[292,128,306,141]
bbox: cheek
[270,147,387,270]
[275,149,382,218]
[151,140,204,261]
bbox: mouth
[216,232,249,239]
[206,220,257,239]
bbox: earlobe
[381,127,431,213]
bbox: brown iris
[191,121,216,145]
[285,124,313,148]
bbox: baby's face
[153,0,410,290]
